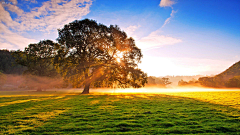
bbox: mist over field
[1,73,239,93]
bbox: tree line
[146,76,172,87]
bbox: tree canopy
[55,19,147,93]
[13,40,59,77]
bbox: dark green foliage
[0,93,240,134]
[0,49,26,74]
[198,61,240,88]
[12,40,59,77]
[11,40,64,90]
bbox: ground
[0,88,240,134]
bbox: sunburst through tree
[55,19,147,94]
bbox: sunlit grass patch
[89,100,100,105]
[0,95,73,134]
[0,99,40,107]
[0,96,68,107]
[163,91,240,109]
[2,109,67,134]
[135,94,149,98]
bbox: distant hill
[215,61,240,81]
[198,61,240,88]
[0,50,26,74]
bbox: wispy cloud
[162,9,177,28]
[159,0,177,28]
[137,30,182,50]
[0,3,19,28]
[8,0,18,5]
[159,0,175,8]
[0,23,37,50]
[5,3,24,16]
[0,0,93,50]
[16,0,92,32]
[24,0,38,4]
[123,25,141,38]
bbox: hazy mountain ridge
[216,61,240,81]
[198,61,240,88]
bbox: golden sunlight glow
[139,56,176,76]
[139,56,203,76]
[116,58,121,63]
[90,88,240,95]
[90,88,240,110]
[115,51,124,63]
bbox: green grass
[0,92,240,134]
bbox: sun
[115,51,124,63]
[116,58,121,63]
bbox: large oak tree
[56,19,147,94]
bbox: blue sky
[0,0,240,76]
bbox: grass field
[0,89,240,134]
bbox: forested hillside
[198,61,240,88]
[216,61,240,81]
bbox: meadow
[0,89,240,134]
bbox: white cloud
[123,25,141,38]
[159,0,175,7]
[8,0,18,5]
[0,0,93,50]
[159,0,177,27]
[25,0,38,4]
[136,30,182,50]
[17,0,92,32]
[5,4,24,16]
[0,4,19,28]
[0,23,37,50]
[162,9,177,28]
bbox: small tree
[56,19,147,94]
[159,77,172,87]
[13,40,61,91]
[147,76,156,85]
[13,40,59,77]
[178,79,188,86]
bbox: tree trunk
[37,87,42,92]
[82,69,91,94]
[81,82,90,94]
